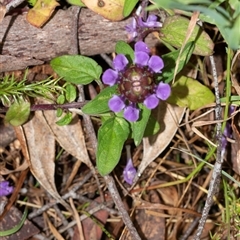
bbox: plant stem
[0,101,88,113]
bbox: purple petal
[113,54,129,71]
[156,82,171,100]
[147,15,158,22]
[125,18,137,33]
[148,55,164,73]
[134,41,150,53]
[0,181,14,197]
[143,94,159,109]
[145,15,162,28]
[123,145,137,185]
[229,105,235,115]
[134,52,149,66]
[123,158,137,185]
[136,17,145,27]
[124,105,140,122]
[0,181,10,188]
[222,123,231,149]
[125,18,138,41]
[102,69,118,86]
[108,95,125,113]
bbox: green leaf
[56,108,63,117]
[153,0,239,50]
[27,0,37,6]
[66,0,85,6]
[56,112,73,126]
[159,41,195,83]
[115,41,134,62]
[97,117,130,176]
[82,85,117,115]
[65,84,77,102]
[57,94,65,104]
[5,100,30,126]
[50,55,102,84]
[160,15,214,56]
[167,76,215,110]
[131,104,151,146]
[123,0,138,18]
[143,115,160,137]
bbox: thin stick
[194,55,223,240]
[28,171,93,219]
[53,204,74,238]
[104,175,141,240]
[5,0,25,13]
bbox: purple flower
[0,180,14,197]
[126,15,162,41]
[102,41,171,122]
[123,145,137,185]
[221,105,234,155]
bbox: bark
[0,7,160,72]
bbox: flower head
[0,180,14,197]
[123,145,137,185]
[102,41,171,122]
[126,15,162,42]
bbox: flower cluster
[0,180,14,197]
[102,41,171,122]
[126,15,162,41]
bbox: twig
[100,53,113,68]
[104,175,141,240]
[5,0,25,13]
[180,216,200,240]
[28,171,93,219]
[74,194,118,215]
[77,85,98,155]
[77,84,104,203]
[194,55,223,239]
[53,204,74,238]
[52,201,114,239]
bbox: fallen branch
[0,7,160,72]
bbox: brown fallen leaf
[26,0,59,27]
[73,195,112,240]
[135,102,185,181]
[231,112,240,175]
[123,191,165,240]
[15,111,70,210]
[0,3,6,24]
[42,110,93,170]
[42,108,99,192]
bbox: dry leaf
[231,112,240,175]
[45,213,65,240]
[81,0,125,21]
[231,50,240,95]
[156,184,179,215]
[0,159,28,175]
[124,191,165,240]
[43,110,94,170]
[135,102,185,181]
[0,3,6,24]
[15,111,70,210]
[26,0,59,27]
